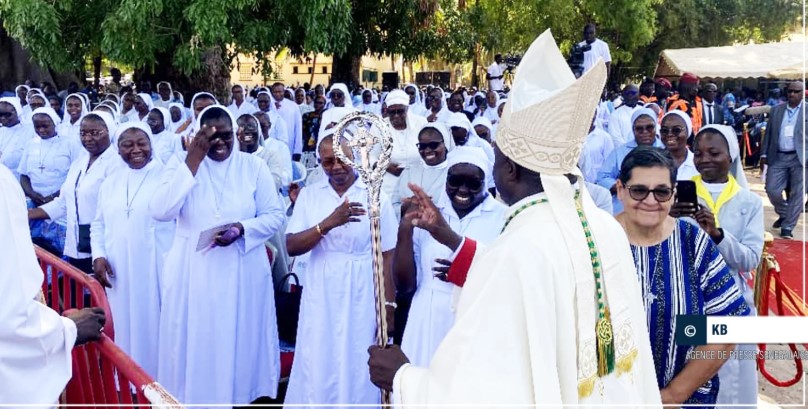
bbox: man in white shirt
[270,82,304,161]
[579,23,612,76]
[0,163,105,405]
[486,55,507,92]
[607,84,641,146]
[227,84,257,119]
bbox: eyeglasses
[659,126,685,136]
[624,184,674,202]
[417,141,443,150]
[331,92,344,99]
[0,112,14,118]
[787,89,803,94]
[447,174,483,191]
[208,131,233,141]
[80,130,107,137]
[633,124,655,133]
[387,108,407,116]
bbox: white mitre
[498,29,618,382]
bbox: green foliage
[0,0,801,84]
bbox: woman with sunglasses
[615,146,749,408]
[382,90,428,198]
[660,111,698,181]
[395,145,506,367]
[596,107,663,214]
[393,123,456,217]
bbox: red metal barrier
[35,246,180,407]
[37,245,115,341]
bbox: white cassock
[57,118,84,152]
[487,62,506,91]
[401,193,506,366]
[361,103,381,115]
[0,122,33,179]
[18,134,82,199]
[150,152,285,405]
[272,99,304,156]
[382,114,428,200]
[607,105,640,147]
[90,159,175,379]
[284,178,397,407]
[392,193,662,408]
[0,163,77,406]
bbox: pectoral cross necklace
[126,169,152,218]
[38,138,56,173]
[206,157,233,219]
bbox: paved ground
[746,168,807,408]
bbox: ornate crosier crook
[333,111,393,404]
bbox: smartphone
[675,180,698,207]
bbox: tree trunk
[331,53,361,89]
[0,23,79,90]
[471,43,479,88]
[92,54,102,89]
[309,54,317,86]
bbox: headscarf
[194,104,240,152]
[471,116,494,136]
[696,124,748,188]
[156,81,173,104]
[404,83,422,107]
[630,107,657,127]
[661,110,693,139]
[151,107,172,131]
[115,120,153,143]
[256,90,273,111]
[31,107,61,129]
[446,145,492,190]
[14,85,29,105]
[419,122,456,156]
[136,93,155,114]
[105,94,120,104]
[81,112,117,140]
[168,102,187,131]
[94,104,119,123]
[62,93,88,124]
[385,90,409,107]
[447,112,473,137]
[0,96,24,119]
[328,83,350,102]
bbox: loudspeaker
[382,72,399,90]
[436,71,451,89]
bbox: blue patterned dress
[630,219,750,407]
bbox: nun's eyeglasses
[660,126,685,136]
[80,130,107,137]
[417,141,443,150]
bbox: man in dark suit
[701,82,725,125]
[760,80,805,239]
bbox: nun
[168,102,187,133]
[255,90,291,150]
[57,93,88,148]
[404,83,428,117]
[471,116,494,144]
[238,113,293,191]
[0,96,33,179]
[28,112,121,273]
[150,105,285,405]
[683,124,763,408]
[134,93,155,122]
[318,83,357,136]
[396,146,506,366]
[425,87,451,123]
[382,89,429,199]
[146,107,179,163]
[90,122,175,379]
[392,123,455,217]
[155,81,174,108]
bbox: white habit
[0,163,77,406]
[91,159,174,378]
[150,151,285,404]
[284,178,397,407]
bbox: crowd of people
[0,26,805,408]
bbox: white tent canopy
[654,41,806,79]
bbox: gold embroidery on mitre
[495,61,607,176]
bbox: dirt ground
[747,168,807,409]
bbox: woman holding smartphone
[673,124,763,408]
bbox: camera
[568,43,592,78]
[503,54,522,70]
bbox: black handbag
[275,272,302,344]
